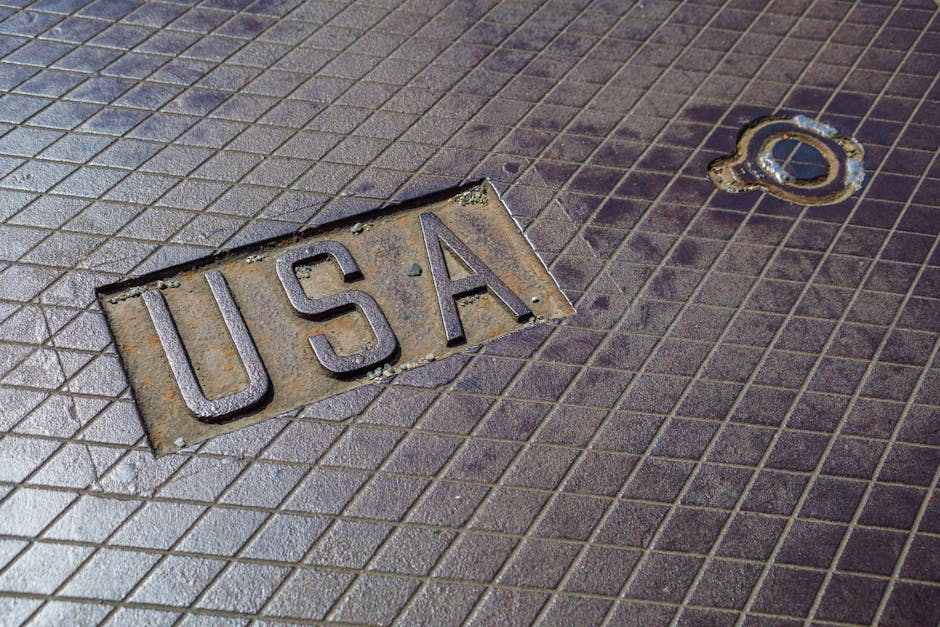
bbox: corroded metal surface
[99,181,573,455]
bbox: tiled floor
[0,0,938,624]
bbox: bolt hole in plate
[709,114,865,205]
[98,180,573,456]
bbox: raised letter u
[142,270,270,422]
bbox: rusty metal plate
[99,181,573,456]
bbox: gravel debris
[108,278,182,303]
[365,353,438,381]
[453,185,488,206]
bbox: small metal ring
[709,114,865,205]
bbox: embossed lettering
[277,240,398,375]
[143,270,270,422]
[420,212,531,344]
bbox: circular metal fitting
[709,114,865,205]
